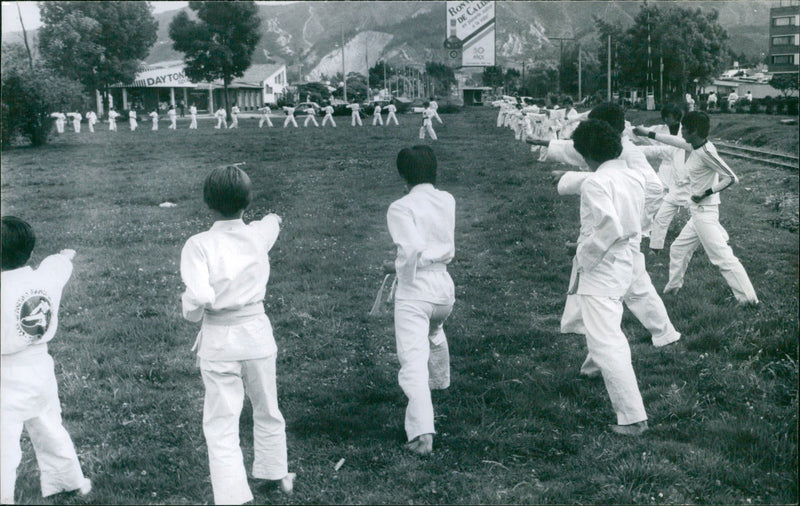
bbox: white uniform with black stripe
[662,140,758,303]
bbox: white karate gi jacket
[181,216,281,361]
[387,184,455,305]
[2,253,73,356]
[574,160,645,297]
[549,137,663,233]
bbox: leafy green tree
[368,61,394,91]
[504,68,521,93]
[296,82,331,103]
[169,1,262,115]
[344,73,368,102]
[482,65,504,89]
[424,61,456,97]
[522,63,558,98]
[770,73,799,98]
[2,43,85,148]
[38,2,157,113]
[595,4,729,100]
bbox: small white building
[109,61,287,114]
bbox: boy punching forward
[1,217,92,504]
[569,120,650,436]
[634,112,758,306]
[384,146,455,455]
[180,166,295,504]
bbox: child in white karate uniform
[168,106,178,130]
[258,105,273,128]
[321,105,336,127]
[282,106,298,128]
[385,102,399,126]
[429,98,443,124]
[214,107,228,129]
[538,104,680,349]
[85,111,97,133]
[181,166,295,504]
[68,112,82,133]
[107,109,118,131]
[128,109,137,131]
[1,216,92,504]
[636,105,689,251]
[419,102,438,140]
[568,121,649,436]
[372,104,383,126]
[634,112,758,306]
[189,104,198,129]
[50,112,66,133]
[229,105,240,129]
[149,109,159,131]
[384,146,455,456]
[347,102,362,126]
[302,107,319,127]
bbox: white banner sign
[131,65,192,87]
[445,1,495,67]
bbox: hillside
[3,1,775,78]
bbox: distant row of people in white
[687,91,753,111]
[52,100,428,133]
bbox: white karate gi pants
[394,300,452,442]
[351,111,362,126]
[322,114,336,127]
[386,112,398,126]
[419,120,437,140]
[372,114,383,126]
[259,116,272,128]
[215,117,227,129]
[304,115,319,127]
[1,353,88,504]
[109,120,117,131]
[496,109,505,127]
[431,110,443,124]
[577,295,648,425]
[72,120,80,133]
[229,115,238,129]
[562,251,680,347]
[283,116,297,128]
[665,204,758,303]
[129,119,136,131]
[169,118,177,130]
[56,120,65,133]
[649,198,686,250]
[88,121,94,133]
[151,120,158,131]
[199,355,288,505]
[190,115,198,129]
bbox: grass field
[1,107,797,505]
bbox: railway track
[714,141,799,170]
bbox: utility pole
[548,36,574,95]
[607,34,611,102]
[383,60,387,98]
[341,24,347,102]
[522,61,525,95]
[577,44,582,101]
[365,36,370,102]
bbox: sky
[1,1,291,34]
[1,1,189,33]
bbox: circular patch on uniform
[18,294,53,340]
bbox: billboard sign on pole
[445,1,495,67]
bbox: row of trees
[2,2,158,148]
[481,4,741,103]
